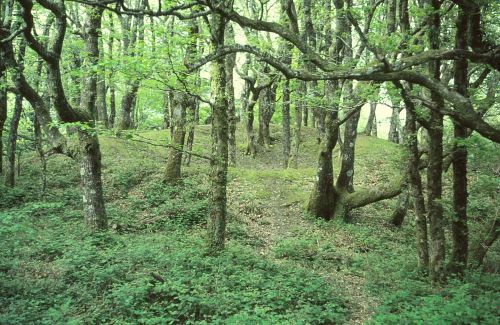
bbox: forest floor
[1,124,499,324]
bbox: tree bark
[449,9,469,276]
[118,1,144,130]
[107,12,116,128]
[162,89,171,130]
[96,34,108,127]
[388,95,400,143]
[6,13,35,187]
[225,23,237,166]
[472,219,499,268]
[364,101,377,136]
[34,117,47,195]
[207,8,228,253]
[307,99,339,220]
[292,81,304,167]
[183,17,200,167]
[0,73,6,175]
[78,5,107,230]
[386,0,400,144]
[258,77,276,148]
[5,93,23,187]
[335,20,360,195]
[164,91,186,183]
[427,0,445,283]
[282,79,291,168]
[390,185,409,227]
[245,87,258,158]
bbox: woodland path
[227,167,378,324]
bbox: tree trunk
[34,117,47,195]
[118,2,144,130]
[5,93,23,187]
[279,1,294,168]
[207,10,228,253]
[427,0,445,283]
[107,12,116,128]
[408,109,429,269]
[364,101,377,136]
[183,17,200,167]
[335,8,360,196]
[292,81,304,167]
[307,106,339,220]
[226,24,237,166]
[282,79,291,168]
[0,74,6,175]
[78,130,107,229]
[245,89,258,158]
[397,0,429,269]
[239,54,251,120]
[472,219,499,268]
[184,99,198,167]
[162,90,171,130]
[109,86,116,128]
[164,91,186,183]
[336,104,361,195]
[390,185,409,227]
[449,9,469,276]
[388,96,400,143]
[96,34,108,127]
[5,40,26,187]
[119,83,140,130]
[307,0,342,219]
[258,81,276,148]
[78,6,107,230]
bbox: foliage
[370,274,500,325]
[0,203,348,324]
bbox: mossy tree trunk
[449,9,469,276]
[164,91,187,183]
[307,103,339,220]
[107,12,116,128]
[78,6,107,230]
[96,27,108,128]
[427,0,445,283]
[118,1,145,130]
[0,70,7,175]
[183,17,201,167]
[292,81,304,167]
[5,93,23,187]
[335,21,360,196]
[387,95,401,144]
[279,0,294,169]
[225,23,237,167]
[308,0,405,222]
[472,219,499,268]
[396,0,429,270]
[364,101,377,136]
[162,90,171,130]
[258,80,277,148]
[207,7,228,253]
[281,79,291,168]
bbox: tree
[5,38,26,187]
[2,0,108,230]
[118,0,145,130]
[207,2,228,253]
